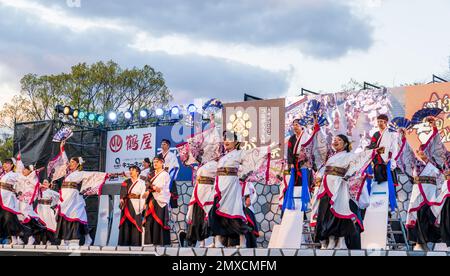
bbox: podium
[361,181,389,250]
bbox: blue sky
[1,0,450,106]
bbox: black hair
[3,159,14,165]
[129,165,141,174]
[293,119,301,125]
[153,156,165,163]
[70,157,83,171]
[161,139,171,146]
[2,159,15,171]
[143,158,151,164]
[377,114,389,122]
[336,134,352,152]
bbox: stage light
[124,110,133,121]
[139,109,149,119]
[88,113,97,122]
[155,108,164,117]
[97,114,105,124]
[187,104,197,113]
[107,111,117,122]
[63,106,72,116]
[72,109,79,119]
[55,105,65,114]
[171,106,180,115]
[78,110,86,120]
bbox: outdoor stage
[0,245,448,256]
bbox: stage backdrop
[155,125,193,182]
[403,82,450,151]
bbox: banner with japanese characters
[106,127,156,173]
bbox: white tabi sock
[27,236,35,246]
[198,240,206,248]
[320,240,327,250]
[16,237,24,245]
[237,235,246,249]
[327,236,336,250]
[84,234,93,246]
[214,236,224,248]
[336,237,347,250]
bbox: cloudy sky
[1,0,450,106]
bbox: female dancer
[50,141,108,246]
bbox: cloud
[0,2,289,105]
[38,0,374,58]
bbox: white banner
[106,127,156,174]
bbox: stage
[0,245,448,256]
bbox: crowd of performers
[0,105,449,252]
[279,110,450,251]
[0,140,108,246]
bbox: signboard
[223,98,285,160]
[106,127,156,173]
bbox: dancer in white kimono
[314,134,378,250]
[49,141,108,246]
[418,117,450,250]
[118,165,146,246]
[208,131,270,248]
[0,159,25,245]
[406,116,448,251]
[143,156,172,246]
[35,179,60,245]
[158,139,180,208]
[186,160,218,247]
[140,158,153,181]
[177,123,222,247]
[16,160,46,245]
[281,119,320,208]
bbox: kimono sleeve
[156,173,171,204]
[311,127,331,170]
[47,150,69,181]
[395,136,417,179]
[346,149,375,178]
[16,159,25,174]
[50,190,61,207]
[200,126,222,164]
[80,171,108,196]
[422,128,448,171]
[239,146,270,182]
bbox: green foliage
[0,135,13,162]
[3,60,172,129]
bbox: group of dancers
[0,140,107,246]
[279,110,450,251]
[174,106,450,251]
[0,103,448,252]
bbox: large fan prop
[411,108,443,125]
[389,117,413,132]
[298,99,329,127]
[53,126,74,142]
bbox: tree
[7,60,172,128]
[0,135,13,162]
[0,95,36,130]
